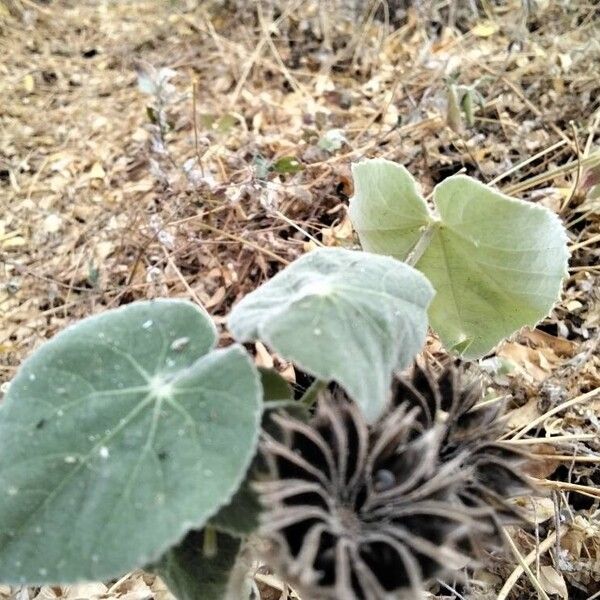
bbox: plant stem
[406,221,437,267]
[203,526,217,558]
[299,379,328,409]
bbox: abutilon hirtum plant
[256,397,486,600]
[0,157,567,599]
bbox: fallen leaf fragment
[89,162,106,179]
[23,74,35,93]
[64,582,108,599]
[472,21,499,37]
[539,565,568,599]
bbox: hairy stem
[299,379,328,409]
[406,221,437,267]
[203,526,217,558]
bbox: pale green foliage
[0,300,262,584]
[0,154,571,593]
[228,247,433,422]
[350,158,569,358]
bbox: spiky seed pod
[257,398,487,600]
[393,361,534,553]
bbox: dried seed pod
[393,361,533,553]
[257,398,486,600]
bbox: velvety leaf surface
[423,176,569,357]
[0,300,262,584]
[349,159,569,358]
[228,247,433,422]
[349,159,430,260]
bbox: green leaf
[215,113,237,133]
[349,159,431,260]
[199,113,217,128]
[271,156,303,174]
[258,367,293,402]
[146,105,158,125]
[228,248,433,422]
[349,158,570,358]
[0,300,262,584]
[153,529,241,600]
[209,481,261,537]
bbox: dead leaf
[521,328,577,357]
[561,516,597,560]
[498,341,555,381]
[523,444,562,479]
[471,21,499,37]
[565,300,583,312]
[516,496,556,525]
[322,214,354,246]
[89,162,106,179]
[506,397,539,429]
[204,285,226,309]
[255,341,274,369]
[539,565,568,598]
[0,231,27,248]
[64,583,108,599]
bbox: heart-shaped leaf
[0,300,262,584]
[349,159,430,260]
[350,159,569,358]
[153,529,242,600]
[228,248,433,422]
